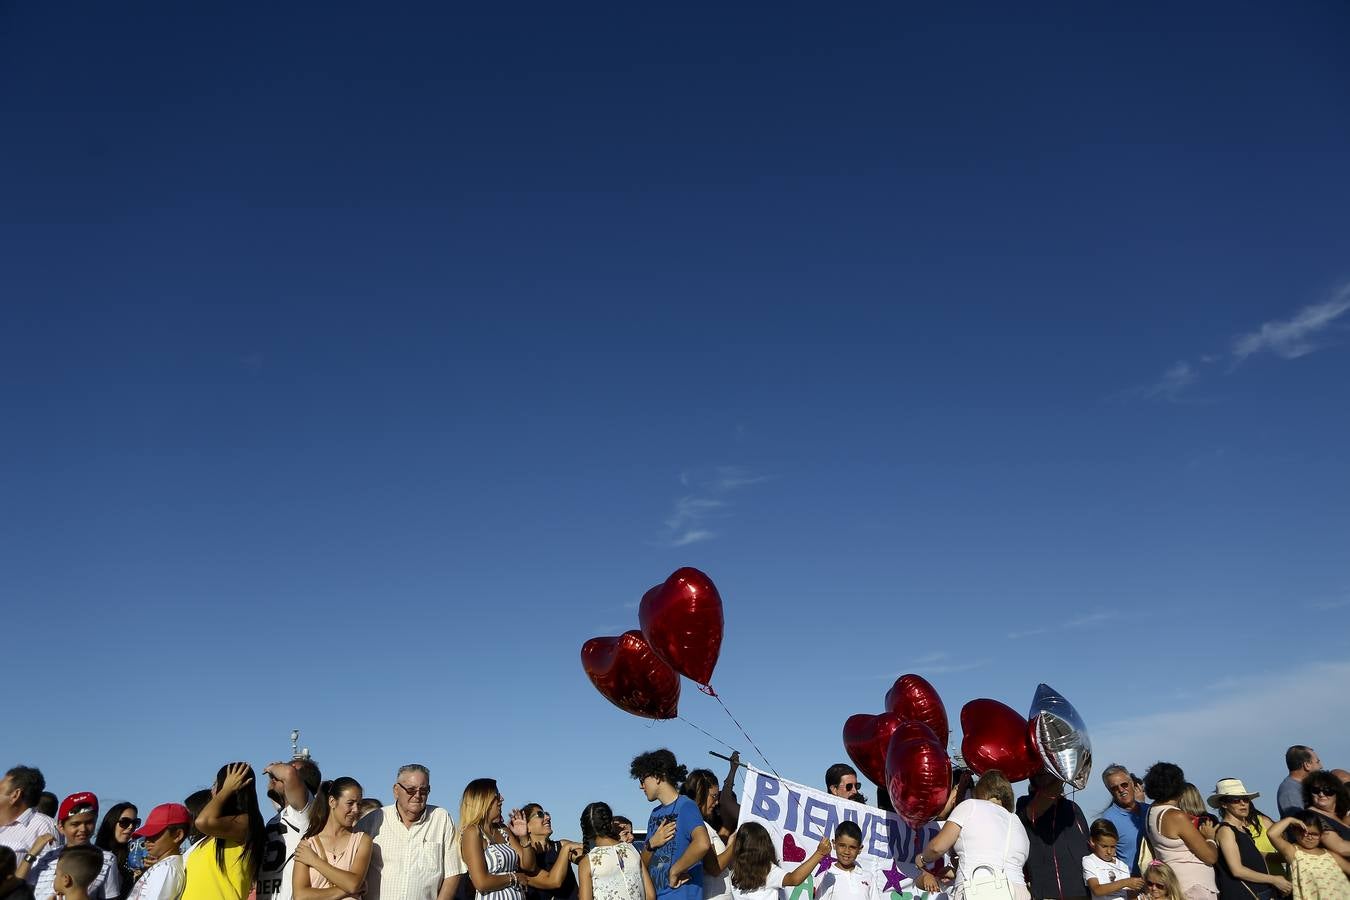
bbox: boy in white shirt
[1082,820,1145,900]
[128,803,192,900]
[814,822,884,900]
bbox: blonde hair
[1177,784,1206,818]
[973,770,1015,812]
[1145,863,1184,900]
[459,778,500,832]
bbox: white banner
[737,767,948,900]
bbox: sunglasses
[396,784,431,798]
[1310,789,1336,797]
[530,810,550,819]
[1145,883,1167,892]
[117,817,142,829]
[840,782,859,791]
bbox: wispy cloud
[851,652,990,681]
[655,466,771,547]
[1007,608,1119,640]
[1125,282,1350,401]
[1307,595,1350,611]
[1232,286,1350,361]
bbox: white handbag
[959,819,1017,900]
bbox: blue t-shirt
[1277,776,1304,818]
[1102,802,1150,875]
[646,794,705,900]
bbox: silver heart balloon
[1029,683,1092,790]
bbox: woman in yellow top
[185,762,267,900]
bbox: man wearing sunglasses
[357,763,467,900]
[826,764,866,804]
[1100,765,1150,875]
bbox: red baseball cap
[134,803,193,838]
[58,792,99,823]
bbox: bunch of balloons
[579,567,723,720]
[842,678,1091,826]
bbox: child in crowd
[128,804,192,900]
[614,819,634,845]
[53,846,105,900]
[1267,813,1350,900]
[26,793,121,900]
[814,821,882,900]
[1083,820,1145,900]
[727,823,829,900]
[1141,863,1184,900]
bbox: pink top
[1147,805,1217,900]
[306,832,368,899]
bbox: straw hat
[1208,778,1260,809]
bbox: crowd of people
[1,744,1346,900]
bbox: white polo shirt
[356,804,466,900]
[816,863,885,900]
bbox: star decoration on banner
[882,865,909,895]
[815,855,836,875]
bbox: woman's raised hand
[508,809,529,838]
[219,762,254,795]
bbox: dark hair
[834,820,862,843]
[521,803,543,821]
[212,763,267,882]
[183,789,212,843]
[825,764,857,790]
[1288,809,1324,842]
[0,846,16,881]
[613,815,632,829]
[1286,746,1314,773]
[580,802,615,851]
[57,845,103,889]
[4,766,45,808]
[1090,818,1119,841]
[730,821,777,890]
[305,778,362,839]
[1303,771,1349,818]
[295,759,323,796]
[38,792,58,818]
[682,769,721,829]
[96,802,138,865]
[359,798,383,816]
[1143,762,1186,803]
[630,749,687,787]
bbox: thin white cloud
[654,466,769,547]
[1232,286,1350,361]
[1124,281,1350,401]
[1084,659,1350,815]
[1008,609,1119,640]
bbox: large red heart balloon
[884,674,950,747]
[842,711,904,787]
[581,630,680,720]
[885,721,952,827]
[960,698,1041,782]
[638,567,724,686]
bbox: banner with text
[737,767,948,900]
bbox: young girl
[727,823,829,900]
[293,778,371,900]
[184,763,266,900]
[1141,863,1185,900]
[1267,813,1350,900]
[577,802,653,900]
[1083,820,1145,900]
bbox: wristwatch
[24,852,38,863]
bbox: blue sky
[3,1,1348,832]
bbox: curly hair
[1302,770,1349,818]
[1143,762,1187,803]
[629,749,688,787]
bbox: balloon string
[677,715,737,753]
[711,689,780,778]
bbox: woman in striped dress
[461,779,537,900]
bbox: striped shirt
[0,807,59,877]
[31,843,122,899]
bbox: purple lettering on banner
[802,797,836,840]
[750,774,782,821]
[785,786,802,832]
[867,814,893,859]
[841,806,860,825]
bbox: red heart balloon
[960,698,1041,782]
[884,674,950,747]
[842,711,903,787]
[581,630,680,720]
[885,721,952,827]
[638,567,724,686]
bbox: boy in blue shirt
[631,749,710,900]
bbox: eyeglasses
[117,817,142,829]
[530,810,550,819]
[1108,783,1133,793]
[397,783,431,798]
